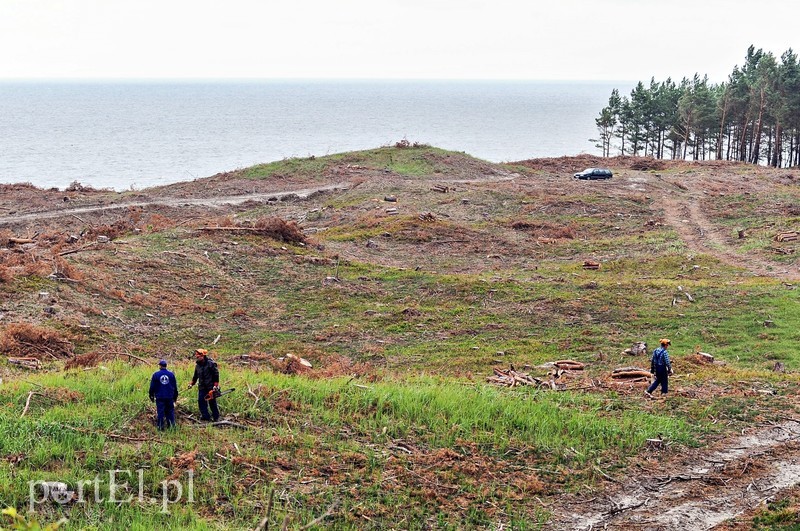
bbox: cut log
[8,237,35,245]
[612,366,648,374]
[583,260,600,270]
[775,231,798,242]
[611,367,652,379]
[554,360,585,370]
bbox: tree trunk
[771,124,782,167]
[717,95,728,160]
[751,88,766,164]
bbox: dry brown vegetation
[0,323,76,360]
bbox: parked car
[573,168,613,180]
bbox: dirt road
[0,183,349,227]
[659,189,800,282]
[553,420,800,530]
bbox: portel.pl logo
[29,469,194,514]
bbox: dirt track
[553,420,800,530]
[0,183,349,227]
[659,188,800,282]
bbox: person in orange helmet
[645,338,673,398]
[187,348,220,421]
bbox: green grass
[0,363,697,529]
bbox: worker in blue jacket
[149,359,179,430]
[645,338,673,398]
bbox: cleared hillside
[1,145,800,529]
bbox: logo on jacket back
[160,375,170,385]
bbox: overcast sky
[1,0,797,83]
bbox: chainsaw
[206,387,236,401]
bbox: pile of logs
[418,212,437,222]
[775,231,798,242]
[431,184,450,193]
[8,357,41,370]
[610,366,651,382]
[583,260,600,270]
[488,360,587,390]
[487,366,565,389]
[487,366,540,388]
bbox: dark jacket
[650,347,672,373]
[149,368,179,401]
[191,357,219,391]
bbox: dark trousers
[156,398,176,430]
[647,367,669,395]
[198,389,220,421]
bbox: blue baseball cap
[159,359,167,367]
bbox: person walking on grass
[645,338,673,398]
[187,348,220,422]
[149,359,178,430]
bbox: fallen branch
[205,420,252,430]
[603,499,645,516]
[200,226,267,232]
[215,452,268,475]
[116,351,150,365]
[299,500,340,530]
[58,243,99,257]
[58,423,148,442]
[246,385,260,408]
[21,391,35,417]
[254,489,275,531]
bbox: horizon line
[0,76,639,84]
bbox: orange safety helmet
[659,338,671,346]
[194,348,208,356]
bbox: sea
[0,80,634,191]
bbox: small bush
[510,220,576,239]
[252,217,307,244]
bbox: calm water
[0,81,632,191]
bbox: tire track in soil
[552,421,800,530]
[0,183,350,227]
[659,187,800,282]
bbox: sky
[0,0,798,83]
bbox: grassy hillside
[1,145,799,529]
